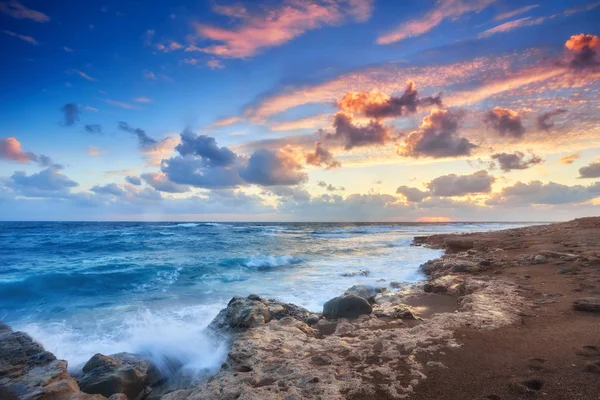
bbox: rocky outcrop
[77,352,164,400]
[0,322,105,400]
[207,294,312,334]
[322,294,372,319]
[573,297,600,313]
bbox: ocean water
[0,221,531,376]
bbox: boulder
[207,295,311,334]
[344,285,377,301]
[0,322,104,400]
[444,238,474,252]
[78,353,151,399]
[322,295,372,319]
[573,297,600,313]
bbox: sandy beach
[2,218,600,399]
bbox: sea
[0,221,532,377]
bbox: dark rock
[557,268,571,274]
[390,281,403,289]
[108,394,128,400]
[424,283,447,294]
[78,353,149,399]
[323,295,372,319]
[306,314,320,325]
[573,297,600,313]
[310,355,333,366]
[316,319,337,336]
[341,270,370,277]
[0,323,103,400]
[344,285,377,302]
[444,238,474,252]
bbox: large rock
[207,295,311,334]
[0,322,104,400]
[573,297,600,313]
[78,352,162,399]
[322,295,372,319]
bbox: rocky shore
[2,218,600,399]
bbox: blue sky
[0,0,599,221]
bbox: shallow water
[0,221,532,375]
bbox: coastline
[1,218,599,399]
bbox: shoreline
[1,218,599,399]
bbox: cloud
[491,152,543,171]
[427,170,495,197]
[494,5,539,20]
[0,1,49,22]
[316,181,342,192]
[207,59,224,69]
[8,166,78,198]
[118,122,157,148]
[305,142,340,169]
[478,16,545,39]
[175,130,238,166]
[3,30,37,45]
[91,183,126,197]
[69,69,96,82]
[0,137,37,163]
[125,176,142,186]
[336,81,441,120]
[270,113,331,132]
[190,0,373,58]
[397,109,476,158]
[483,107,525,138]
[61,103,80,126]
[396,185,429,202]
[565,34,600,70]
[142,136,178,166]
[212,116,242,127]
[579,161,600,178]
[239,148,308,186]
[537,109,567,131]
[134,97,151,103]
[87,146,102,156]
[141,172,189,193]
[156,41,183,52]
[143,70,156,80]
[105,99,137,109]
[487,180,600,206]
[63,46,73,52]
[324,112,394,150]
[377,0,495,44]
[162,130,308,189]
[84,124,102,134]
[559,153,580,165]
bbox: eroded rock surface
[0,322,104,400]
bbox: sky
[0,0,599,222]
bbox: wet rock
[323,295,372,319]
[78,353,150,399]
[208,295,311,333]
[390,281,403,289]
[444,237,474,252]
[341,270,370,277]
[573,297,600,313]
[344,285,376,300]
[0,322,103,400]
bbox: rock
[323,295,372,319]
[108,394,128,400]
[344,285,383,303]
[556,268,571,274]
[316,319,337,336]
[78,353,149,399]
[533,254,547,264]
[306,314,320,325]
[0,322,104,400]
[573,297,600,313]
[444,237,474,252]
[341,270,370,277]
[208,295,311,333]
[423,283,447,294]
[390,281,403,289]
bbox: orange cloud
[377,0,494,44]
[87,146,102,156]
[559,153,580,164]
[565,34,600,51]
[212,116,242,127]
[0,137,36,163]
[271,113,332,132]
[190,0,373,58]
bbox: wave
[174,223,200,228]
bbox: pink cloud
[494,4,539,21]
[0,137,37,163]
[377,0,495,45]
[191,0,373,58]
[3,30,37,45]
[478,16,545,38]
[0,1,49,22]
